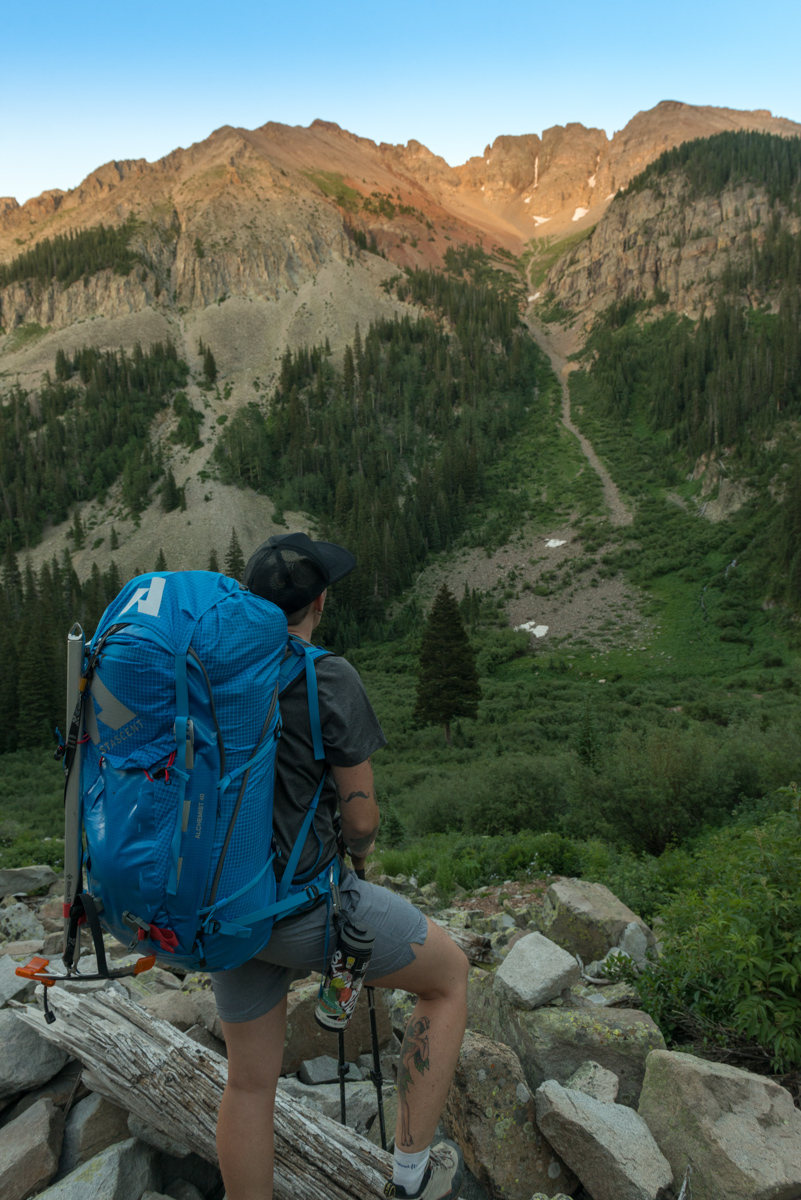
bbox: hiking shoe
[384,1142,464,1200]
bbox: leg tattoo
[397,1016,431,1147]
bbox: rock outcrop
[638,1050,801,1200]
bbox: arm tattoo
[398,1016,431,1147]
[338,788,370,805]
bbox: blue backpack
[64,570,334,976]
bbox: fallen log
[12,985,391,1200]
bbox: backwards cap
[244,533,355,613]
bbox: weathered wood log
[12,985,391,1200]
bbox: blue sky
[3,0,800,204]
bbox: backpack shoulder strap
[278,637,331,762]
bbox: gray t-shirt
[272,648,386,883]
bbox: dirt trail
[525,314,633,527]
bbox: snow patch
[606,192,617,201]
[527,292,541,301]
[572,207,589,222]
[523,196,531,204]
[545,538,566,548]
[515,621,550,638]
[532,215,550,226]
[480,185,485,192]
[588,174,596,188]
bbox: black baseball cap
[244,533,356,612]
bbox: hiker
[210,533,469,1200]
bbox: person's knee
[415,935,469,1004]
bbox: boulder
[34,1138,159,1200]
[0,1097,64,1200]
[443,1030,578,1200]
[137,990,202,1031]
[4,1060,88,1123]
[283,981,391,1074]
[540,879,656,963]
[187,984,224,1041]
[57,1091,130,1176]
[0,866,58,899]
[0,903,46,945]
[277,1076,387,1135]
[536,1080,673,1200]
[493,933,580,1009]
[0,953,36,1007]
[128,1113,192,1158]
[164,1182,205,1200]
[299,1054,363,1084]
[564,1060,619,1103]
[0,1010,70,1099]
[185,1023,227,1058]
[468,971,665,1106]
[638,1049,801,1200]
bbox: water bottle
[315,919,375,1030]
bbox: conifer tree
[161,467,180,512]
[155,548,168,572]
[110,525,119,550]
[413,583,480,746]
[225,528,245,581]
[203,347,218,386]
[208,548,220,573]
[70,509,85,550]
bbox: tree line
[0,217,141,291]
[622,129,801,210]
[0,340,188,548]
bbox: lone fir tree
[413,583,480,746]
[225,527,245,581]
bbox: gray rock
[299,1054,363,1084]
[0,1097,64,1200]
[494,933,580,1009]
[128,1112,192,1158]
[443,1029,578,1200]
[283,980,391,1074]
[617,922,652,966]
[189,986,224,1041]
[536,1080,673,1200]
[164,1182,205,1200]
[564,1060,619,1103]
[638,1049,801,1200]
[137,990,202,1031]
[33,1137,158,1200]
[57,1091,130,1176]
[0,903,46,944]
[468,970,665,1107]
[4,1059,87,1123]
[0,1010,70,1099]
[388,988,416,1040]
[540,879,656,964]
[185,1022,227,1058]
[0,866,58,899]
[278,1076,387,1135]
[0,953,36,1007]
[356,1049,397,1081]
[158,1150,221,1197]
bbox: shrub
[622,785,801,1074]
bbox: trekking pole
[338,1029,348,1125]
[367,985,388,1150]
[356,866,388,1151]
[62,624,85,970]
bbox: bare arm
[332,759,380,870]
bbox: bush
[623,785,801,1074]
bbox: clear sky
[3,0,800,205]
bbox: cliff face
[543,178,800,324]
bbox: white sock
[392,1144,431,1195]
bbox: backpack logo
[119,576,166,618]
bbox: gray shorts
[209,868,429,1024]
